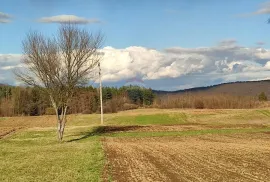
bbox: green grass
[0,128,104,182]
[0,117,8,121]
[68,112,188,126]
[68,114,101,126]
[257,109,270,117]
[108,113,188,125]
[189,109,270,124]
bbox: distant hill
[1,80,270,98]
[153,80,270,97]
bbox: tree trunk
[57,106,68,141]
[60,118,66,141]
[50,95,68,142]
[57,120,62,141]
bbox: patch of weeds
[257,110,270,117]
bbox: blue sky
[1,0,270,53]
[1,0,270,90]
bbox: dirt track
[103,133,270,182]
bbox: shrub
[194,100,204,109]
[96,104,117,114]
[82,109,93,114]
[123,103,139,110]
[258,92,268,101]
[103,100,118,113]
[45,107,55,115]
[103,105,112,113]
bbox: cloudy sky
[1,0,270,90]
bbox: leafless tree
[15,24,104,141]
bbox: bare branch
[15,23,104,141]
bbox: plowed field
[103,133,270,182]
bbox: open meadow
[1,108,270,181]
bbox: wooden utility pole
[98,62,104,125]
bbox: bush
[82,109,93,114]
[45,107,55,115]
[96,104,117,114]
[194,100,204,109]
[258,92,268,101]
[122,103,139,110]
[102,100,118,113]
[103,105,112,113]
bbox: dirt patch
[94,125,147,133]
[95,124,268,134]
[0,116,57,128]
[103,133,270,182]
[0,127,22,139]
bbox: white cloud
[241,2,270,16]
[97,42,270,87]
[0,54,21,67]
[218,39,237,46]
[265,61,270,69]
[0,12,12,23]
[0,54,22,84]
[253,2,270,15]
[1,41,270,90]
[38,15,101,24]
[1,65,19,70]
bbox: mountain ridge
[153,80,270,97]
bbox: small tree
[16,24,103,141]
[258,92,268,101]
[143,88,155,106]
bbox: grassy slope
[0,128,104,182]
[0,108,270,181]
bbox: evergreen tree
[143,88,155,105]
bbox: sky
[1,0,270,90]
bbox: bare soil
[97,123,268,134]
[103,133,270,182]
[0,127,22,139]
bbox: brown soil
[0,127,22,139]
[96,123,268,134]
[103,133,270,182]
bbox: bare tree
[15,24,103,141]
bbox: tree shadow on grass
[67,125,146,142]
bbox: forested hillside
[154,80,270,97]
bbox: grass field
[1,108,270,181]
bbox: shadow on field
[68,125,146,142]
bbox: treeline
[0,84,268,117]
[0,85,155,117]
[154,92,269,109]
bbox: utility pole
[98,62,104,125]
